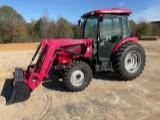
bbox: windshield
[83,16,98,39]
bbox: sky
[0,0,160,23]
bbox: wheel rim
[124,51,141,73]
[71,70,85,87]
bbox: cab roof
[82,8,132,18]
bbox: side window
[100,18,112,40]
[112,18,121,37]
[122,16,130,38]
[100,15,121,43]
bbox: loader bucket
[6,68,31,105]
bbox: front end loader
[7,39,92,104]
[5,8,146,105]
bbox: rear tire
[113,42,146,80]
[63,61,92,92]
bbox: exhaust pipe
[6,68,31,105]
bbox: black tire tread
[113,42,146,80]
[63,61,92,92]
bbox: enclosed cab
[81,8,133,64]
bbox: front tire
[63,61,92,92]
[113,42,146,80]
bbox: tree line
[0,5,80,43]
[0,5,160,43]
[129,20,160,38]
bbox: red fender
[112,37,139,53]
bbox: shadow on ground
[0,71,120,99]
[42,71,67,92]
[93,70,118,81]
[42,70,120,91]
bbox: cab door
[98,15,122,62]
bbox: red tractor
[6,8,146,104]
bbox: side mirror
[78,19,81,26]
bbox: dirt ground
[0,41,160,120]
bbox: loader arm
[7,39,92,104]
[25,39,92,90]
